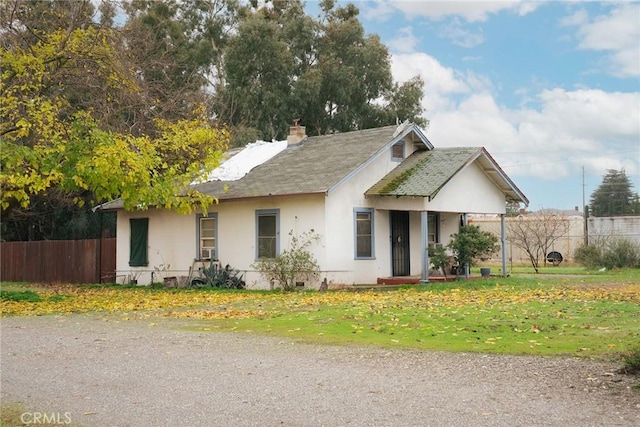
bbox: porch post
[462,213,469,278]
[501,213,507,277]
[420,210,429,283]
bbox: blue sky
[327,0,639,211]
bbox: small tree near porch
[447,225,499,277]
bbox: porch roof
[365,147,529,205]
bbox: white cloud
[361,0,397,22]
[564,3,640,78]
[387,27,420,53]
[439,17,485,47]
[534,88,640,142]
[390,52,470,111]
[390,55,639,182]
[559,8,588,27]
[428,93,520,148]
[497,87,638,179]
[365,1,536,48]
[378,0,541,22]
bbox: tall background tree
[218,0,426,143]
[589,169,639,217]
[121,0,240,133]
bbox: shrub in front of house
[252,230,320,291]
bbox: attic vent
[287,119,306,145]
[391,141,404,160]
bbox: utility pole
[583,166,588,245]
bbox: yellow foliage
[2,283,638,319]
[1,26,229,213]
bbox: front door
[390,211,410,276]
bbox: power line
[492,148,638,156]
[500,150,640,169]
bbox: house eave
[216,191,327,203]
[95,191,327,212]
[472,148,529,207]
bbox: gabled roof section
[365,147,529,205]
[193,123,431,200]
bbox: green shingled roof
[365,147,480,199]
[193,125,417,200]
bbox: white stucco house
[101,122,528,288]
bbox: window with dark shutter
[129,218,148,267]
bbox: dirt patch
[2,314,639,427]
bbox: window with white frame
[354,208,374,259]
[256,209,279,259]
[197,214,218,260]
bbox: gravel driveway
[1,314,639,427]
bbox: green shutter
[129,218,148,267]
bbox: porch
[375,273,488,285]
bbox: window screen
[200,216,216,259]
[256,210,279,258]
[427,213,439,244]
[355,209,373,258]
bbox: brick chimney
[287,119,306,145]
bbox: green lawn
[1,269,639,359]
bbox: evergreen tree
[589,169,638,216]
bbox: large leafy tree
[1,0,430,240]
[121,0,240,132]
[221,6,295,140]
[589,169,639,217]
[220,0,427,142]
[1,0,229,240]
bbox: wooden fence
[0,238,116,284]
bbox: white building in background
[588,216,640,244]
[470,208,640,266]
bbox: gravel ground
[1,314,639,427]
